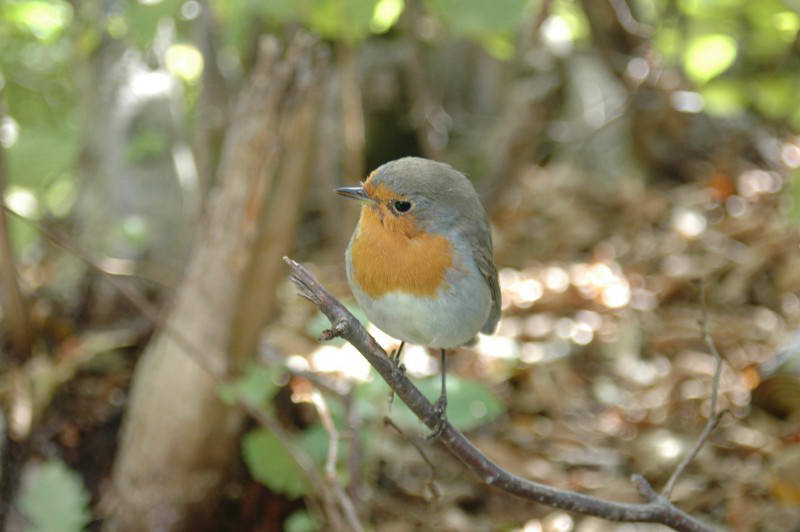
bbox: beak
[336,185,370,202]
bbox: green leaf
[387,375,505,432]
[306,0,380,41]
[125,128,170,163]
[286,510,319,532]
[2,0,73,41]
[17,460,91,532]
[787,169,800,225]
[683,33,737,84]
[701,79,744,116]
[242,428,309,498]
[752,76,797,120]
[218,363,281,407]
[8,122,78,191]
[125,0,183,48]
[424,0,527,37]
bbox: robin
[336,157,501,438]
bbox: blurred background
[1,0,800,530]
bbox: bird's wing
[472,229,501,335]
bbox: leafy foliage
[242,429,310,498]
[218,363,281,407]
[17,460,91,532]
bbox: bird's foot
[389,344,406,378]
[425,395,448,441]
[388,344,406,409]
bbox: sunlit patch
[400,344,436,377]
[370,0,404,33]
[367,323,396,346]
[512,278,543,308]
[286,355,309,372]
[99,257,136,275]
[129,71,172,99]
[727,425,773,450]
[497,317,521,337]
[576,309,602,330]
[656,434,683,460]
[520,342,545,364]
[554,317,574,339]
[662,254,692,277]
[541,16,574,56]
[738,169,782,198]
[781,142,800,168]
[546,511,574,532]
[166,44,204,82]
[521,518,543,532]
[594,377,623,405]
[309,344,371,381]
[0,115,20,148]
[475,334,518,359]
[499,268,520,310]
[601,279,630,308]
[500,268,545,308]
[5,186,38,217]
[626,57,650,84]
[671,90,704,113]
[616,356,659,386]
[525,313,554,337]
[725,195,747,218]
[570,322,593,345]
[180,0,201,20]
[543,266,570,293]
[9,0,73,41]
[672,208,707,239]
[681,378,707,400]
[683,33,737,84]
[569,261,632,308]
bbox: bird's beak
[336,185,371,202]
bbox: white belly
[347,263,492,348]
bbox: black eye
[393,200,412,213]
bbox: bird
[336,156,501,438]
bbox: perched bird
[337,157,501,438]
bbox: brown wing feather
[473,231,501,335]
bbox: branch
[0,94,31,362]
[661,283,725,499]
[283,257,716,532]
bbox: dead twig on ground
[661,283,726,500]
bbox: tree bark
[104,34,329,532]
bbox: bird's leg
[426,349,448,440]
[388,341,405,409]
[390,341,406,375]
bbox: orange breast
[351,205,453,298]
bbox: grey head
[367,156,487,235]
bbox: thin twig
[309,390,365,532]
[284,256,715,532]
[384,417,440,500]
[311,389,340,480]
[0,95,31,362]
[661,283,725,499]
[345,391,363,502]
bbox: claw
[425,395,448,440]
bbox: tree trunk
[104,34,329,532]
